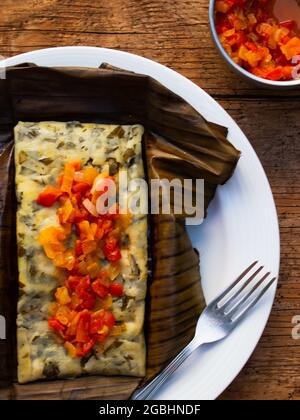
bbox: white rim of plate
[1,47,280,400]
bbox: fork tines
[215,261,276,323]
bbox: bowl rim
[209,0,300,87]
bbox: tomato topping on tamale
[15,122,147,384]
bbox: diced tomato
[110,283,124,297]
[103,236,122,262]
[251,66,269,78]
[75,338,96,357]
[103,311,116,329]
[90,312,104,335]
[82,339,96,355]
[74,240,83,257]
[48,317,65,333]
[96,219,113,240]
[97,332,109,343]
[215,0,300,82]
[39,158,126,358]
[266,67,284,81]
[73,182,90,195]
[67,275,81,290]
[244,41,257,52]
[75,275,91,295]
[228,31,247,48]
[282,65,294,80]
[66,311,81,337]
[80,291,96,310]
[76,310,91,343]
[71,208,89,224]
[36,186,62,207]
[105,247,122,262]
[73,276,93,307]
[92,279,109,299]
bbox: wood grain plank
[0,0,299,400]
[218,98,300,400]
[0,0,299,97]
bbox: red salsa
[215,0,300,81]
[36,159,130,358]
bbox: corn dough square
[15,121,147,384]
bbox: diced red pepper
[79,290,96,310]
[110,283,124,297]
[76,310,91,343]
[92,279,109,299]
[71,208,89,224]
[73,182,90,195]
[215,0,300,82]
[266,67,284,81]
[39,158,126,358]
[75,275,91,296]
[67,275,81,290]
[90,313,104,335]
[103,311,116,329]
[244,41,257,52]
[81,339,96,355]
[103,236,122,262]
[106,247,122,262]
[97,332,109,343]
[65,312,81,337]
[36,186,62,207]
[74,240,83,257]
[96,219,113,240]
[48,317,65,333]
[75,338,96,357]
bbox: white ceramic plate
[2,47,280,400]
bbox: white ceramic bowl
[209,0,300,89]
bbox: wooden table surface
[0,0,299,400]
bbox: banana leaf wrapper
[0,64,240,400]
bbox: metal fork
[132,261,276,400]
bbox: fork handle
[132,338,201,400]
